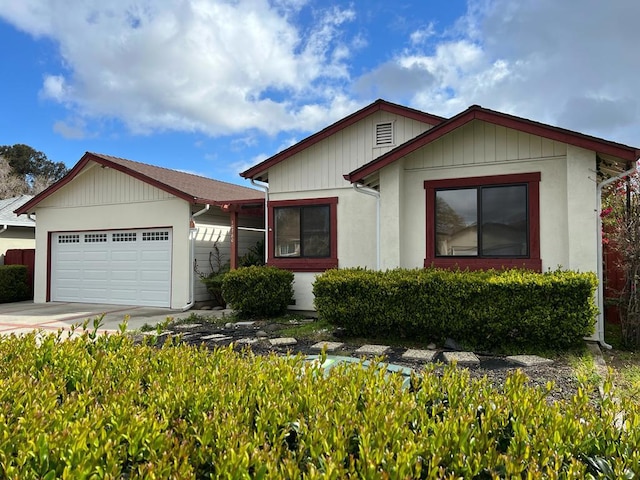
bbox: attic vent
[375,122,394,146]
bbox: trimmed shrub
[222,265,294,317]
[0,264,31,303]
[0,329,637,478]
[313,268,598,350]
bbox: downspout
[353,183,380,270]
[0,225,7,235]
[250,179,269,264]
[596,165,637,348]
[180,204,210,311]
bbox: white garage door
[51,229,172,307]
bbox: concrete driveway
[0,301,199,337]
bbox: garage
[15,152,265,309]
[51,228,172,307]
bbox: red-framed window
[424,172,541,271]
[268,197,338,272]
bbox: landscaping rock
[224,322,234,329]
[427,342,437,350]
[236,338,259,345]
[355,344,390,356]
[402,349,437,362]
[235,321,256,327]
[444,338,463,351]
[175,323,202,330]
[269,337,297,347]
[201,333,233,342]
[506,355,554,367]
[256,330,268,338]
[442,351,480,366]
[310,341,344,352]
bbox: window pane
[275,207,300,257]
[302,206,330,257]
[435,189,477,256]
[481,185,528,256]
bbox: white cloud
[355,0,640,146]
[52,117,90,139]
[0,0,357,137]
[409,23,435,45]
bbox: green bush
[313,268,598,350]
[0,329,637,478]
[222,265,294,317]
[0,264,31,303]
[200,268,229,307]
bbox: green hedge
[222,265,294,318]
[0,264,31,303]
[0,329,637,478]
[313,268,598,350]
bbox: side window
[269,197,338,271]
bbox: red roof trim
[16,152,263,215]
[346,105,640,184]
[240,99,446,180]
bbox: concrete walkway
[0,301,203,336]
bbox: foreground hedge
[0,264,30,303]
[313,268,598,350]
[0,327,638,478]
[223,265,294,317]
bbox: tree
[0,156,29,198]
[0,144,68,197]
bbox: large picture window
[268,197,338,271]
[425,173,541,271]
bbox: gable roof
[240,99,446,181]
[16,152,264,215]
[0,195,35,227]
[345,105,640,184]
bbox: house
[241,99,640,345]
[0,195,35,265]
[16,153,265,309]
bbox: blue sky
[1,0,638,187]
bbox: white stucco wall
[269,187,377,310]
[33,198,191,308]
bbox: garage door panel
[82,251,110,261]
[52,229,172,307]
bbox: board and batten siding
[269,112,436,193]
[404,120,567,170]
[193,209,264,302]
[37,161,175,208]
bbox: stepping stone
[402,349,437,362]
[355,344,390,355]
[174,323,201,329]
[177,333,196,340]
[442,351,480,366]
[269,337,297,347]
[506,355,554,367]
[235,321,256,327]
[201,333,232,342]
[310,341,344,352]
[236,337,259,345]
